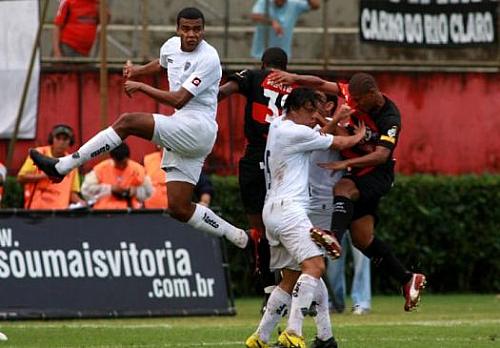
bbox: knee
[168,200,192,222]
[112,113,135,135]
[302,256,325,278]
[333,179,359,199]
[351,231,373,250]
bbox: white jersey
[264,116,334,208]
[160,37,222,118]
[308,148,343,211]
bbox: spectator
[143,148,168,209]
[52,0,108,58]
[194,171,214,207]
[81,143,152,209]
[0,162,6,205]
[18,124,84,209]
[250,0,320,59]
[327,232,371,315]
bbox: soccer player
[270,71,426,311]
[29,7,248,249]
[218,47,291,306]
[245,87,365,348]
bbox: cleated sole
[310,228,341,260]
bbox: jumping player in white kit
[29,7,248,249]
[245,87,365,348]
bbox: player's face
[350,90,375,113]
[177,18,204,52]
[297,102,320,128]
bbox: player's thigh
[278,206,323,267]
[163,153,205,186]
[151,112,216,157]
[113,112,155,140]
[238,156,266,215]
[350,215,375,250]
[351,168,394,202]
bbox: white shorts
[152,110,217,185]
[263,199,323,272]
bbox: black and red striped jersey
[338,83,402,176]
[228,69,293,151]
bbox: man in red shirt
[52,0,107,57]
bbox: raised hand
[124,80,142,97]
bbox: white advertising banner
[0,0,39,139]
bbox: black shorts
[344,166,394,222]
[239,152,266,215]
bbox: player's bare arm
[217,80,240,102]
[269,71,340,95]
[319,145,391,171]
[123,59,162,80]
[321,104,354,135]
[124,81,193,109]
[328,120,366,151]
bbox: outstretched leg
[30,112,154,179]
[168,181,248,248]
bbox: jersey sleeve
[54,0,70,26]
[289,127,333,153]
[377,114,401,150]
[159,39,174,69]
[227,69,252,96]
[292,0,311,15]
[181,52,221,97]
[252,0,266,14]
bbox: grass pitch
[0,294,498,347]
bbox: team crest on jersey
[191,77,201,86]
[184,62,191,71]
[387,126,398,138]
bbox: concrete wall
[39,0,499,64]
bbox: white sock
[287,274,319,337]
[55,127,122,174]
[187,204,247,247]
[256,286,291,343]
[313,278,333,341]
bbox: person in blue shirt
[250,0,320,59]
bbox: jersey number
[263,89,288,123]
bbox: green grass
[0,295,499,347]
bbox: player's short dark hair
[348,72,379,96]
[284,87,319,113]
[110,143,130,162]
[177,7,205,27]
[261,47,288,70]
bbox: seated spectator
[194,171,214,207]
[0,162,6,205]
[143,148,168,209]
[18,125,84,209]
[82,143,152,209]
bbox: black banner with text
[359,0,498,47]
[0,211,234,319]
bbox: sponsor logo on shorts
[191,77,201,87]
[202,213,219,229]
[90,144,110,158]
[72,152,80,159]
